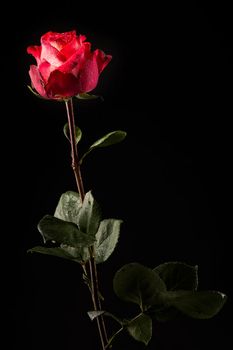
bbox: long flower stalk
[65,98,108,349]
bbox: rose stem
[65,99,108,349]
[65,99,85,201]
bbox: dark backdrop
[2,1,232,349]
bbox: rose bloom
[27,30,112,99]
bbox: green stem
[128,312,143,323]
[65,98,108,350]
[105,327,124,349]
[92,246,109,343]
[104,312,143,349]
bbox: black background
[2,1,232,349]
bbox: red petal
[58,43,90,75]
[94,49,112,73]
[29,65,48,98]
[76,34,87,46]
[73,42,91,74]
[27,45,42,64]
[60,33,87,58]
[40,31,54,42]
[45,70,81,98]
[38,61,54,81]
[41,31,76,51]
[76,52,99,93]
[41,33,66,67]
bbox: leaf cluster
[29,191,122,265]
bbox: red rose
[27,30,112,99]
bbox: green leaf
[27,85,47,99]
[60,244,89,263]
[148,262,198,321]
[95,219,122,264]
[113,263,166,309]
[89,130,127,149]
[154,262,198,291]
[54,191,82,225]
[28,246,73,259]
[27,85,68,102]
[149,262,199,321]
[63,123,82,144]
[76,93,101,100]
[147,305,181,322]
[27,245,84,263]
[127,313,152,346]
[161,290,227,319]
[78,191,101,236]
[79,130,127,164]
[38,215,95,248]
[53,192,92,263]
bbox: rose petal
[45,70,81,98]
[76,34,87,46]
[60,36,79,58]
[58,42,90,75]
[27,30,112,99]
[94,49,112,73]
[29,65,48,98]
[71,42,91,77]
[45,31,77,51]
[27,45,42,65]
[76,52,99,93]
[39,61,54,81]
[60,33,86,58]
[41,33,66,67]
